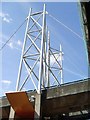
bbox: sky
[0,2,89,97]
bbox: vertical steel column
[16,8,32,91]
[9,8,32,120]
[42,26,47,88]
[34,4,46,119]
[44,31,47,86]
[60,44,63,84]
[47,31,50,87]
[38,4,46,94]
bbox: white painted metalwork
[47,31,50,87]
[60,44,64,84]
[16,4,64,95]
[16,8,32,91]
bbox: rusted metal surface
[6,91,34,118]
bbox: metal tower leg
[35,4,46,119]
[60,44,63,84]
[38,4,46,94]
[16,8,32,91]
[47,31,50,87]
[9,9,32,119]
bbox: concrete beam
[46,79,90,99]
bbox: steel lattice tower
[16,4,63,94]
[8,4,64,119]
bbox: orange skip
[6,91,34,118]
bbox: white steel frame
[16,4,64,94]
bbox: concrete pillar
[34,94,41,119]
[9,107,15,119]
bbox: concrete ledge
[46,79,90,99]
